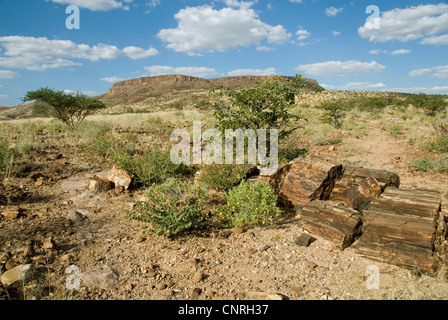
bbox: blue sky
[0,0,447,107]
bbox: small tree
[212,75,306,141]
[317,100,351,129]
[407,93,448,116]
[23,88,106,129]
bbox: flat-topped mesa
[105,74,323,96]
[106,75,211,95]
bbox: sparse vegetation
[409,156,448,173]
[213,75,306,142]
[132,178,207,237]
[317,100,351,129]
[407,93,448,116]
[111,144,184,187]
[198,163,253,191]
[23,87,106,129]
[216,181,281,228]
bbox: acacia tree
[23,88,106,129]
[317,100,351,129]
[212,75,307,141]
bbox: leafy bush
[387,123,404,137]
[111,145,182,187]
[356,97,388,113]
[409,156,448,173]
[23,87,106,129]
[78,122,116,157]
[425,135,448,154]
[213,75,305,142]
[0,140,16,177]
[407,94,448,116]
[317,100,351,129]
[198,163,253,191]
[132,178,207,237]
[217,181,281,228]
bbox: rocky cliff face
[103,74,323,98]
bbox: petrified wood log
[367,188,441,219]
[247,163,292,192]
[278,156,344,208]
[346,176,382,211]
[301,201,362,250]
[353,210,438,272]
[330,166,400,206]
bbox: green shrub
[409,156,448,173]
[217,181,281,228]
[78,122,116,157]
[407,94,448,116]
[387,123,404,137]
[23,87,106,129]
[356,97,388,113]
[111,145,181,187]
[425,135,448,153]
[198,163,252,191]
[0,140,16,178]
[132,178,207,237]
[317,100,351,129]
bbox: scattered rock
[35,177,44,187]
[295,233,317,247]
[69,211,87,226]
[257,244,271,252]
[88,176,114,193]
[80,266,120,290]
[191,287,202,298]
[304,261,318,272]
[1,210,20,219]
[135,235,146,244]
[42,237,55,250]
[205,289,215,298]
[155,283,167,290]
[1,264,32,286]
[5,259,17,271]
[246,291,286,300]
[231,227,244,235]
[107,166,133,191]
[193,272,204,283]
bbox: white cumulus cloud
[47,0,133,11]
[0,36,158,71]
[101,76,126,83]
[325,7,344,17]
[122,46,159,59]
[227,68,277,76]
[144,66,218,78]
[322,82,387,91]
[157,3,291,55]
[421,34,448,45]
[358,3,448,42]
[296,60,386,77]
[409,65,448,79]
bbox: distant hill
[0,74,324,119]
[97,74,324,114]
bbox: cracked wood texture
[278,156,344,209]
[353,188,443,273]
[330,166,400,206]
[301,201,362,250]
